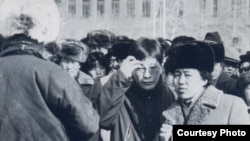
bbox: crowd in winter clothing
[0,0,250,141]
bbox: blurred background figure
[82,52,108,79]
[43,41,60,61]
[204,31,239,97]
[57,39,102,141]
[239,51,250,74]
[239,72,250,117]
[82,29,115,55]
[58,39,89,78]
[223,47,240,77]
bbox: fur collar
[162,85,222,124]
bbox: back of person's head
[59,39,89,63]
[0,0,60,44]
[128,37,164,64]
[112,39,136,62]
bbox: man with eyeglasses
[240,51,250,74]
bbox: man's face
[173,68,207,100]
[132,57,162,90]
[240,62,250,74]
[223,61,237,76]
[211,62,223,80]
[60,58,80,78]
[109,56,119,70]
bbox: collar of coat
[0,34,43,58]
[76,71,94,85]
[162,85,222,124]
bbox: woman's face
[132,57,162,90]
[88,61,107,79]
[243,84,250,106]
[173,68,207,100]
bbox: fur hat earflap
[166,41,215,73]
[0,0,60,43]
[60,39,89,63]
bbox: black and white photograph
[0,0,250,141]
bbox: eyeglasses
[240,62,250,73]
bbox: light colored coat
[162,85,250,125]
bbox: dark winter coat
[76,71,103,141]
[215,71,240,97]
[0,35,99,141]
[99,70,175,141]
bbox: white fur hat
[0,0,60,43]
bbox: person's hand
[119,56,142,78]
[159,123,173,141]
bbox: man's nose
[179,74,186,84]
[143,68,151,78]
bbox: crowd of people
[0,0,250,141]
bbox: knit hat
[166,41,215,73]
[0,0,60,43]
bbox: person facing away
[0,0,99,140]
[159,40,250,141]
[98,37,175,141]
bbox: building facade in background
[55,0,250,53]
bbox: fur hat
[224,47,240,64]
[171,35,196,45]
[204,32,225,63]
[166,41,215,73]
[59,39,89,63]
[86,30,115,48]
[0,0,60,43]
[112,40,136,61]
[240,51,250,63]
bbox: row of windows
[60,0,250,18]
